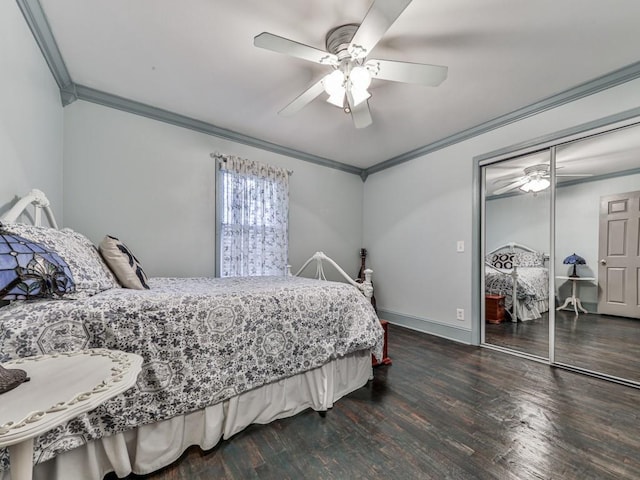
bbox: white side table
[556,276,596,316]
[0,349,142,480]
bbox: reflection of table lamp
[563,253,586,278]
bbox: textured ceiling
[37,0,640,169]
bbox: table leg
[556,296,572,311]
[8,438,34,480]
[575,297,588,314]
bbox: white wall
[486,190,551,255]
[0,0,63,221]
[363,78,640,342]
[63,100,364,278]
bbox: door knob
[600,259,607,265]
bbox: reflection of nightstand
[486,295,505,324]
[556,276,596,316]
[0,349,142,480]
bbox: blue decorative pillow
[0,226,75,300]
[99,235,150,290]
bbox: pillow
[1,224,120,298]
[99,235,149,290]
[514,251,545,267]
[0,228,75,299]
[489,252,514,269]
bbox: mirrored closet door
[554,123,640,384]
[479,118,640,388]
[482,151,551,359]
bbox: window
[216,155,289,277]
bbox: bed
[0,189,384,480]
[485,243,549,322]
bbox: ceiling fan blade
[348,0,413,59]
[366,59,447,85]
[492,178,528,195]
[254,32,338,65]
[346,91,373,129]
[492,175,522,185]
[278,78,326,116]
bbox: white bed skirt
[4,350,372,480]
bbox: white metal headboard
[0,189,58,228]
[487,242,549,261]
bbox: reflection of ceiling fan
[492,164,593,195]
[253,0,448,129]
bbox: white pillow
[514,251,545,267]
[2,224,120,298]
[99,235,150,290]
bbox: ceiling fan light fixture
[520,177,550,193]
[348,65,372,106]
[326,91,346,107]
[322,70,345,96]
[350,86,371,107]
[322,70,346,107]
[350,66,371,90]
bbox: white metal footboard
[485,261,520,322]
[291,252,374,300]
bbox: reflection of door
[597,191,640,318]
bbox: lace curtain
[217,154,290,277]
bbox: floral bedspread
[0,276,382,469]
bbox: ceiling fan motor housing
[325,24,360,60]
[524,164,550,176]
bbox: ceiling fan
[253,0,448,129]
[492,164,593,195]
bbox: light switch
[457,240,465,252]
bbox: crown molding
[17,0,640,181]
[16,0,75,104]
[74,85,363,176]
[364,61,640,177]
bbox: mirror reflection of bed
[484,242,550,358]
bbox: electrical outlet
[456,308,464,321]
[456,240,464,252]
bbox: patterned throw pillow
[490,253,514,269]
[2,224,120,298]
[514,251,545,267]
[99,235,150,290]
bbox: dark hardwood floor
[107,324,640,480]
[486,310,640,383]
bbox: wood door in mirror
[357,248,377,312]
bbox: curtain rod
[210,152,293,175]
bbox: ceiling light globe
[327,92,346,108]
[322,70,345,97]
[349,66,371,90]
[520,177,550,193]
[350,88,371,107]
